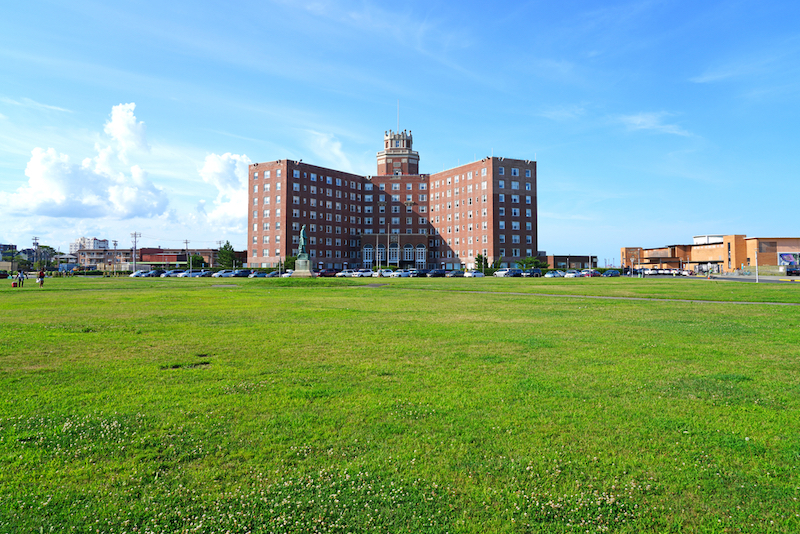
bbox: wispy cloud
[617,112,690,136]
[0,96,72,113]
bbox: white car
[353,269,373,277]
[129,270,148,277]
[464,270,485,277]
[564,270,581,278]
[390,269,411,277]
[372,269,393,277]
[212,270,234,278]
[281,269,294,278]
[336,269,356,277]
[544,270,564,278]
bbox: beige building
[622,234,800,273]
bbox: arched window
[388,243,399,263]
[404,244,414,261]
[363,244,373,264]
[416,245,426,266]
[376,244,386,262]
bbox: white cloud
[0,103,168,219]
[0,96,72,112]
[304,130,353,173]
[104,102,149,161]
[199,152,251,232]
[618,112,690,136]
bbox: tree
[475,254,489,270]
[517,256,549,269]
[188,254,206,269]
[217,241,236,269]
[283,256,297,271]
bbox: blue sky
[1,0,798,265]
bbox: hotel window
[365,217,373,225]
[526,222,532,231]
[525,169,531,178]
[391,195,400,202]
[276,209,280,217]
[512,221,520,230]
[511,181,519,190]
[499,235,505,243]
[391,183,400,191]
[499,180,504,189]
[391,217,400,225]
[525,182,531,190]
[365,206,373,214]
[499,167,505,176]
[511,195,519,203]
[253,198,258,206]
[392,206,400,213]
[525,196,531,204]
[336,202,342,210]
[310,211,317,220]
[292,209,300,218]
[293,170,300,178]
[419,183,427,190]
[481,168,487,176]
[512,248,520,257]
[276,195,281,204]
[511,168,519,177]
[293,196,300,204]
[326,176,332,184]
[498,194,505,203]
[379,206,385,213]
[511,208,520,217]
[526,236,532,244]
[418,194,427,201]
[499,221,505,230]
[253,184,258,192]
[526,209,532,217]
[336,178,342,186]
[365,183,373,191]
[263,222,270,231]
[310,199,317,207]
[365,194,373,202]
[482,234,488,242]
[263,209,270,218]
[512,235,520,244]
[275,236,281,243]
[406,194,413,202]
[378,184,385,190]
[419,206,427,213]
[481,181,487,190]
[406,217,413,225]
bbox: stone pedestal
[293,253,313,277]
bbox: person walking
[16,270,26,288]
[38,269,45,288]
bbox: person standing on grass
[38,269,45,288]
[16,270,26,288]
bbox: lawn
[1,277,798,533]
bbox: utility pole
[32,237,39,270]
[131,232,141,272]
[184,239,191,270]
[112,240,118,276]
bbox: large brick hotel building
[246,130,537,270]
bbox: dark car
[412,269,430,277]
[315,268,340,277]
[232,269,251,277]
[426,269,447,277]
[446,270,465,277]
[787,266,800,276]
[145,269,166,277]
[602,269,621,277]
[0,271,9,279]
[522,268,542,277]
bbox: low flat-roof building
[622,235,800,273]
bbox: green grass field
[1,277,798,533]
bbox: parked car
[564,270,582,278]
[522,268,542,277]
[426,269,447,277]
[129,270,148,277]
[337,269,356,277]
[315,268,340,277]
[372,269,393,277]
[446,270,465,277]
[248,271,269,278]
[178,269,204,277]
[351,269,371,277]
[581,269,602,277]
[544,270,564,278]
[281,269,294,278]
[787,266,800,276]
[390,269,412,277]
[493,268,522,277]
[410,269,429,277]
[464,270,485,277]
[161,269,185,277]
[0,271,9,279]
[602,269,620,277]
[212,270,234,278]
[232,269,251,277]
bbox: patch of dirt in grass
[160,354,212,370]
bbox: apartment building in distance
[246,130,537,270]
[69,237,109,254]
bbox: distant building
[70,237,109,254]
[247,129,538,270]
[622,234,800,273]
